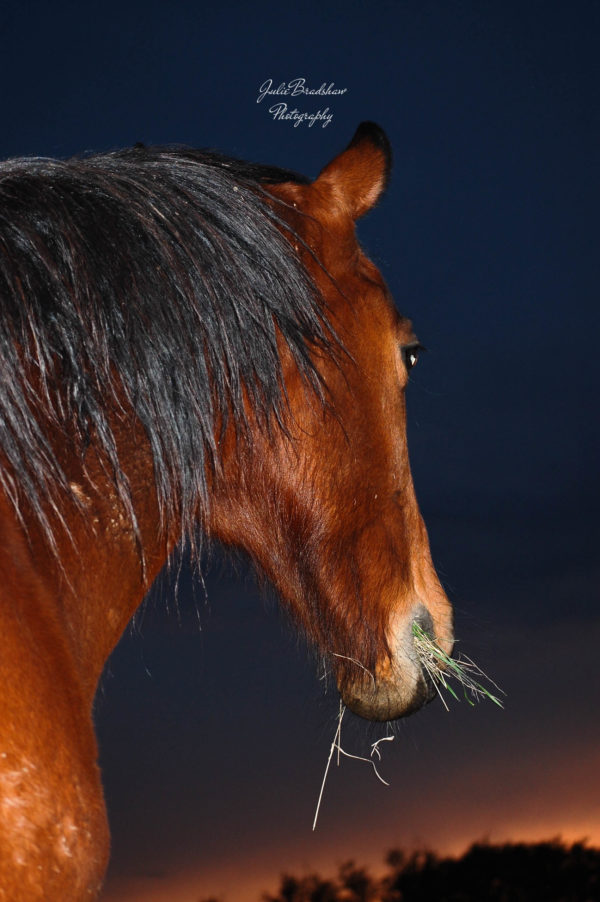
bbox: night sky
[1,2,598,900]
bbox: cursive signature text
[267,103,333,128]
[257,78,347,104]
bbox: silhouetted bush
[254,839,600,902]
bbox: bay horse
[0,123,453,900]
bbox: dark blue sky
[1,2,597,899]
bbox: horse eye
[402,343,425,372]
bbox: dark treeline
[200,839,600,901]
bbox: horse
[0,122,453,900]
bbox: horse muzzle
[337,606,453,722]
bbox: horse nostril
[412,605,433,638]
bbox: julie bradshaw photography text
[256,78,347,128]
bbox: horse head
[209,123,454,721]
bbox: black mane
[0,144,330,552]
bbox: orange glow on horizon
[101,817,600,902]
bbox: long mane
[0,145,332,550]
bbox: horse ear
[315,122,392,220]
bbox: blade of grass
[412,623,504,708]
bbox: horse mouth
[338,665,436,722]
[335,607,450,722]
